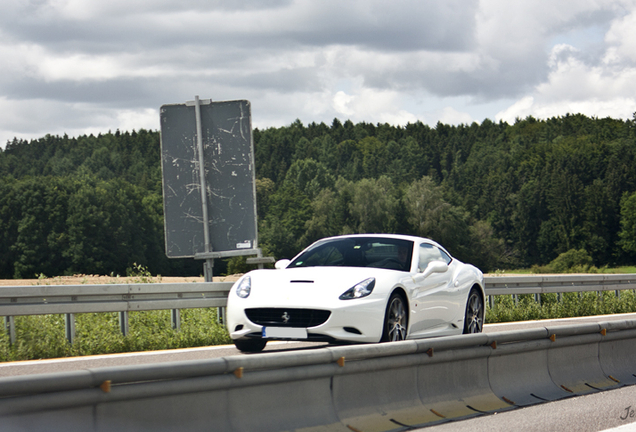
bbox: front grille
[245,308,331,328]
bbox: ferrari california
[226,234,485,353]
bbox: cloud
[437,107,475,125]
[604,8,636,63]
[2,1,636,147]
[496,37,636,123]
[0,96,126,145]
[495,97,535,123]
[333,91,354,117]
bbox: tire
[463,288,484,334]
[233,338,267,353]
[381,292,408,342]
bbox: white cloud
[604,9,636,63]
[495,97,535,123]
[0,96,161,147]
[437,107,475,125]
[496,38,636,123]
[332,91,354,117]
[328,87,418,125]
[116,108,159,133]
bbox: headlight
[235,276,251,298]
[339,278,375,300]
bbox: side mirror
[412,260,448,283]
[426,260,448,275]
[275,259,291,270]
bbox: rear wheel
[234,338,267,353]
[381,293,408,342]
[463,288,484,334]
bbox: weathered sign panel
[160,99,257,258]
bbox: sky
[2,0,636,148]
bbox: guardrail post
[534,293,541,305]
[171,309,181,331]
[203,259,225,324]
[119,311,129,336]
[64,313,75,344]
[488,295,493,309]
[4,316,15,345]
[218,305,226,325]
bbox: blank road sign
[160,99,257,258]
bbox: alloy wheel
[387,295,407,341]
[464,291,484,334]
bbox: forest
[1,113,636,279]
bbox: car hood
[238,266,406,307]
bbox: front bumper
[227,297,386,344]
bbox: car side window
[437,248,452,264]
[418,243,452,272]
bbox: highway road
[424,384,636,432]
[2,312,636,431]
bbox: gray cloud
[4,78,151,105]
[1,0,636,146]
[2,1,477,53]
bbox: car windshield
[289,237,414,271]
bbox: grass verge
[486,291,636,323]
[0,309,231,362]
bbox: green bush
[0,309,231,362]
[0,267,232,363]
[530,249,598,274]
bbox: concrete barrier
[332,352,430,431]
[488,338,567,406]
[415,348,513,421]
[598,320,636,387]
[2,320,636,431]
[548,333,618,395]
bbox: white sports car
[226,234,485,353]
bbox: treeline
[0,130,200,278]
[1,114,636,278]
[254,115,636,270]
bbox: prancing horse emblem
[282,311,290,324]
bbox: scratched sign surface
[160,99,257,258]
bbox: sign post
[192,96,214,284]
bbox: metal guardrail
[0,282,233,316]
[484,274,636,296]
[484,274,636,308]
[1,275,635,344]
[1,282,233,344]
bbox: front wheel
[463,288,484,334]
[381,293,408,342]
[233,338,267,353]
